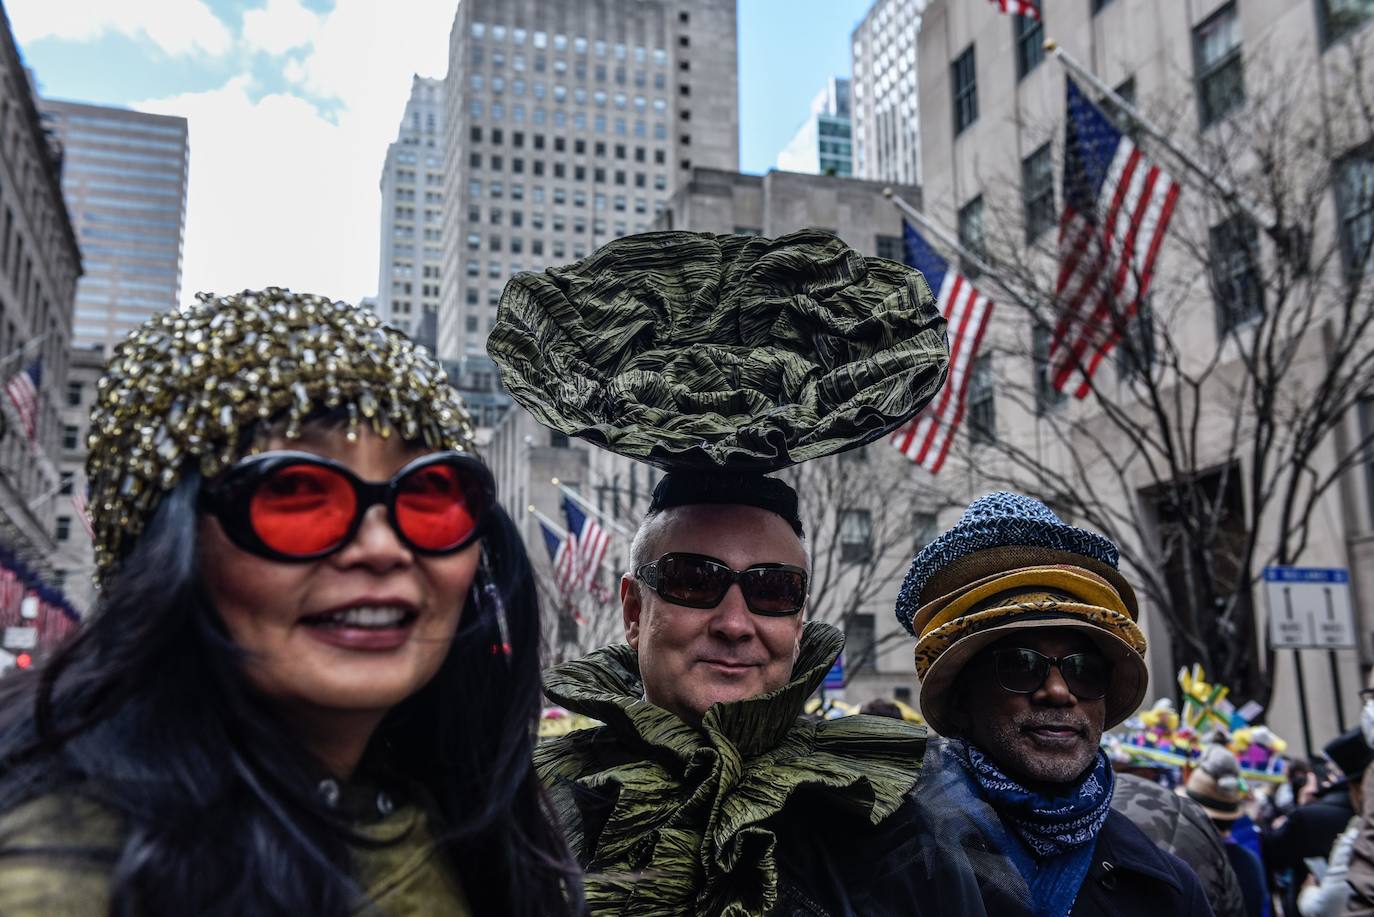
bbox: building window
[1092,0,1117,10]
[875,234,903,262]
[56,516,71,542]
[912,511,938,551]
[1337,150,1374,274]
[1194,3,1244,127]
[1015,14,1044,79]
[59,471,73,495]
[1116,297,1157,382]
[62,424,79,450]
[968,354,995,444]
[550,431,570,448]
[1361,396,1374,528]
[847,613,877,671]
[951,45,978,135]
[1210,215,1264,332]
[958,196,986,278]
[838,509,873,563]
[1022,143,1055,242]
[65,381,82,407]
[1321,0,1374,44]
[1032,324,1066,413]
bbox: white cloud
[6,0,231,57]
[241,0,322,55]
[131,1,457,305]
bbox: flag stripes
[990,0,1041,18]
[1049,78,1178,398]
[4,358,40,443]
[890,220,995,474]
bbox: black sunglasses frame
[200,449,496,562]
[635,551,809,617]
[990,647,1112,701]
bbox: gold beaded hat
[86,288,477,580]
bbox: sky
[9,0,871,306]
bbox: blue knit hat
[895,491,1129,636]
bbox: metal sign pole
[1294,648,1314,759]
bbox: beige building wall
[917,0,1374,745]
[0,5,81,592]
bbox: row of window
[467,155,666,188]
[464,177,669,203]
[470,23,673,65]
[468,100,677,138]
[471,71,669,96]
[470,128,668,163]
[957,2,1371,139]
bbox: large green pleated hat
[487,229,950,471]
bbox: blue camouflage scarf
[953,741,1114,917]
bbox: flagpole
[550,479,634,538]
[0,334,47,375]
[527,505,571,538]
[1044,39,1275,234]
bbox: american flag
[537,516,577,595]
[71,491,94,539]
[990,0,1040,18]
[1049,77,1179,398]
[890,219,995,474]
[562,496,609,590]
[4,357,40,443]
[0,566,20,626]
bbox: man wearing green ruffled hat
[490,230,1024,915]
[896,492,1212,917]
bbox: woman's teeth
[306,606,413,629]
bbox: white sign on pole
[3,626,36,650]
[1263,567,1356,650]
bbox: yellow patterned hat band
[86,288,477,580]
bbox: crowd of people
[0,230,1366,915]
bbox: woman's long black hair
[0,460,582,915]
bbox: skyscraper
[438,0,739,364]
[776,77,854,177]
[850,0,925,185]
[37,99,188,352]
[376,75,444,351]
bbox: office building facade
[776,77,854,177]
[37,99,187,352]
[438,0,739,364]
[0,5,82,592]
[376,76,444,351]
[850,0,925,185]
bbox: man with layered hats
[488,230,1007,914]
[896,492,1212,917]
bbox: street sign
[823,653,845,690]
[3,626,36,650]
[1263,567,1356,649]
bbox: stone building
[437,0,739,365]
[850,0,926,185]
[375,76,443,351]
[916,0,1374,744]
[0,5,81,590]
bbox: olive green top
[0,791,470,915]
[488,229,949,471]
[535,622,927,916]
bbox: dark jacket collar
[1094,809,1187,895]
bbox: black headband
[648,471,804,538]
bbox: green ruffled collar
[538,622,927,916]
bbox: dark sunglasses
[635,552,808,617]
[200,450,496,562]
[989,647,1112,700]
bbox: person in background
[1268,737,1364,917]
[0,290,581,916]
[1177,745,1268,917]
[1298,729,1371,916]
[1341,668,1374,915]
[1112,766,1247,917]
[861,697,906,719]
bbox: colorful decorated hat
[898,492,1148,736]
[86,288,476,581]
[487,229,949,472]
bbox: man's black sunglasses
[989,647,1113,700]
[635,552,808,617]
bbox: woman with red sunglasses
[0,290,581,916]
